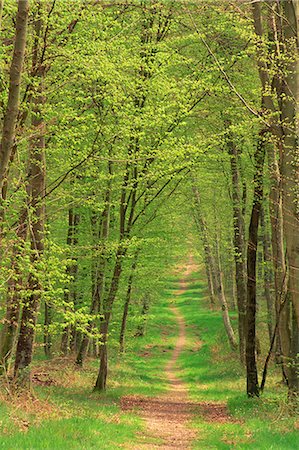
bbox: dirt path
[122,260,198,449]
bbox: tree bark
[14,89,46,384]
[43,302,52,358]
[14,8,45,385]
[119,251,139,353]
[0,210,27,370]
[245,132,266,398]
[227,130,247,362]
[94,248,125,391]
[261,204,274,343]
[61,208,80,355]
[280,0,299,404]
[204,252,216,309]
[135,294,150,337]
[214,231,238,351]
[0,0,29,193]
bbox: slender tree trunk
[0,210,27,369]
[214,232,238,351]
[0,0,29,193]
[280,0,299,404]
[227,132,247,362]
[191,189,217,308]
[94,248,124,391]
[14,100,46,386]
[43,302,52,358]
[191,182,237,350]
[14,8,45,385]
[203,253,216,309]
[61,208,80,355]
[245,132,266,398]
[261,204,274,343]
[0,0,3,31]
[135,294,150,337]
[119,251,139,353]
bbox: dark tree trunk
[14,9,45,385]
[76,169,112,366]
[0,0,29,193]
[14,125,45,384]
[94,319,109,391]
[245,132,266,398]
[288,302,299,407]
[61,208,80,355]
[0,211,27,370]
[94,249,125,391]
[43,302,52,358]
[261,205,274,343]
[280,0,299,406]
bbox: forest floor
[0,260,298,449]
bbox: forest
[0,0,298,448]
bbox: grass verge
[172,271,298,450]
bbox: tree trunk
[119,251,139,353]
[203,252,216,309]
[135,294,150,337]
[43,302,52,358]
[14,9,45,385]
[61,208,80,355]
[245,132,266,398]
[214,232,238,351]
[227,131,247,362]
[94,318,109,391]
[0,210,27,370]
[0,0,29,193]
[14,119,46,384]
[94,248,124,391]
[0,0,3,31]
[191,190,217,308]
[261,205,274,343]
[280,0,299,404]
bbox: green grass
[0,293,178,449]
[0,269,298,449]
[170,272,298,450]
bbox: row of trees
[188,0,298,403]
[0,1,297,407]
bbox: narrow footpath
[122,261,198,449]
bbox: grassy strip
[172,272,298,450]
